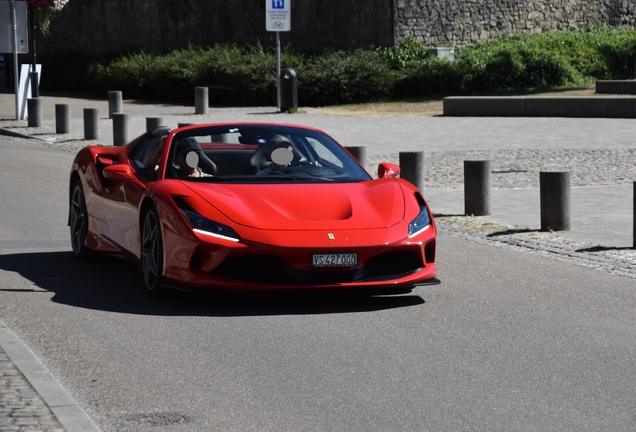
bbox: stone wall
[39,0,393,57]
[394,0,636,46]
[38,0,636,56]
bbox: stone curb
[443,96,636,117]
[0,127,47,141]
[0,320,101,432]
[595,80,636,94]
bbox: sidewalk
[0,321,100,432]
[0,91,634,430]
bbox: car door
[101,136,163,257]
[100,163,148,257]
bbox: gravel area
[369,148,636,188]
[436,217,636,280]
[26,138,636,189]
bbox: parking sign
[266,0,290,31]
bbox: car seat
[197,151,218,176]
[246,144,271,174]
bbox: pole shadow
[487,228,537,237]
[576,245,635,253]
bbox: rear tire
[141,207,168,297]
[69,181,93,261]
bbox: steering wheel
[283,162,326,176]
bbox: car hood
[184,181,406,230]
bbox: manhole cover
[122,412,187,427]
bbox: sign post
[265,0,290,110]
[1,1,28,119]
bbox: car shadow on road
[0,251,425,316]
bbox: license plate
[312,253,358,267]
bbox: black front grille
[213,255,291,284]
[363,251,423,278]
[210,250,424,285]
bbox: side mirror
[378,162,400,179]
[103,164,133,182]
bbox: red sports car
[69,123,438,296]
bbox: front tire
[141,207,167,297]
[69,181,93,260]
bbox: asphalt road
[1,138,636,431]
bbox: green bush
[298,50,396,105]
[395,56,462,97]
[41,26,636,106]
[379,36,431,69]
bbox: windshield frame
[161,124,372,183]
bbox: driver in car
[256,136,294,175]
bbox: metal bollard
[464,160,492,216]
[83,108,100,140]
[146,116,163,132]
[345,146,367,170]
[540,171,570,231]
[112,112,129,146]
[108,91,122,119]
[55,104,71,134]
[399,151,425,191]
[195,87,208,114]
[27,98,42,127]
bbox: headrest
[175,137,201,156]
[149,126,171,138]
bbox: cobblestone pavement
[0,350,64,432]
[368,148,636,189]
[19,139,636,190]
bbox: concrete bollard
[195,87,208,114]
[112,112,129,146]
[55,104,71,134]
[146,116,163,131]
[345,146,367,170]
[178,123,195,128]
[108,91,122,119]
[540,171,570,231]
[399,151,425,191]
[83,108,100,140]
[27,98,42,127]
[464,160,492,216]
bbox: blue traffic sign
[266,0,290,32]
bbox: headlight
[179,209,240,242]
[408,206,431,238]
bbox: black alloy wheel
[141,207,167,297]
[70,181,92,260]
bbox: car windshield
[164,124,371,183]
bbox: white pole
[10,0,19,119]
[276,31,281,110]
